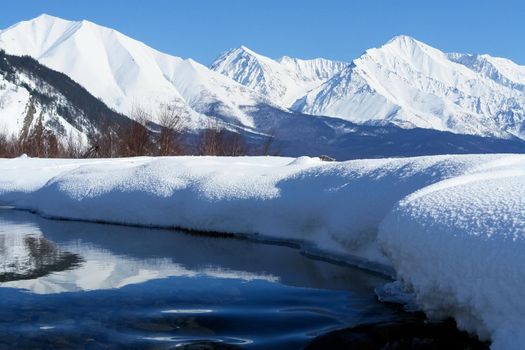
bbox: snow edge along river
[0,154,524,349]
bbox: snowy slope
[448,52,525,90]
[294,35,525,139]
[0,57,82,138]
[211,46,347,107]
[1,154,524,349]
[0,51,134,146]
[0,14,277,128]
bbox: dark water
[0,207,404,349]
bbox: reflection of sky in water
[0,208,387,294]
[0,208,399,349]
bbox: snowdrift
[379,158,525,350]
[0,154,524,349]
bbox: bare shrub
[62,131,87,158]
[225,131,249,156]
[157,101,187,156]
[120,106,153,157]
[258,128,281,156]
[0,128,20,157]
[18,115,61,157]
[197,119,248,156]
[87,125,118,158]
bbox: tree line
[0,102,277,158]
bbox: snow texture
[0,155,498,262]
[378,156,525,350]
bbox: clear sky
[1,0,524,65]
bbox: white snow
[0,14,276,129]
[0,77,31,134]
[378,157,525,349]
[295,36,525,140]
[210,46,347,107]
[0,154,524,349]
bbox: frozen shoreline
[1,154,524,349]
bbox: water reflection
[0,233,82,283]
[0,208,397,349]
[0,208,386,294]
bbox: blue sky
[1,0,524,65]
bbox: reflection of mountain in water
[0,208,387,295]
[0,232,83,283]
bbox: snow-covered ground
[0,154,524,349]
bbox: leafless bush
[225,131,249,156]
[88,125,121,158]
[0,128,20,157]
[1,103,279,159]
[157,101,187,156]
[258,128,281,156]
[18,115,61,157]
[61,131,87,158]
[197,119,248,156]
[120,106,153,157]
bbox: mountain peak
[35,13,55,20]
[378,35,432,54]
[0,14,69,33]
[239,45,256,54]
[233,45,270,62]
[28,13,74,26]
[21,14,116,36]
[211,46,348,107]
[212,46,267,66]
[386,34,418,45]
[358,34,446,67]
[34,13,62,21]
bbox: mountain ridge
[210,45,348,107]
[0,14,280,131]
[0,14,524,159]
[293,35,525,139]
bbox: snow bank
[0,154,524,348]
[379,156,525,349]
[0,155,488,264]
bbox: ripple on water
[0,208,423,349]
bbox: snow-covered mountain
[0,14,278,129]
[0,51,77,138]
[447,52,525,93]
[0,50,131,143]
[0,14,524,157]
[210,46,347,107]
[293,35,525,139]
